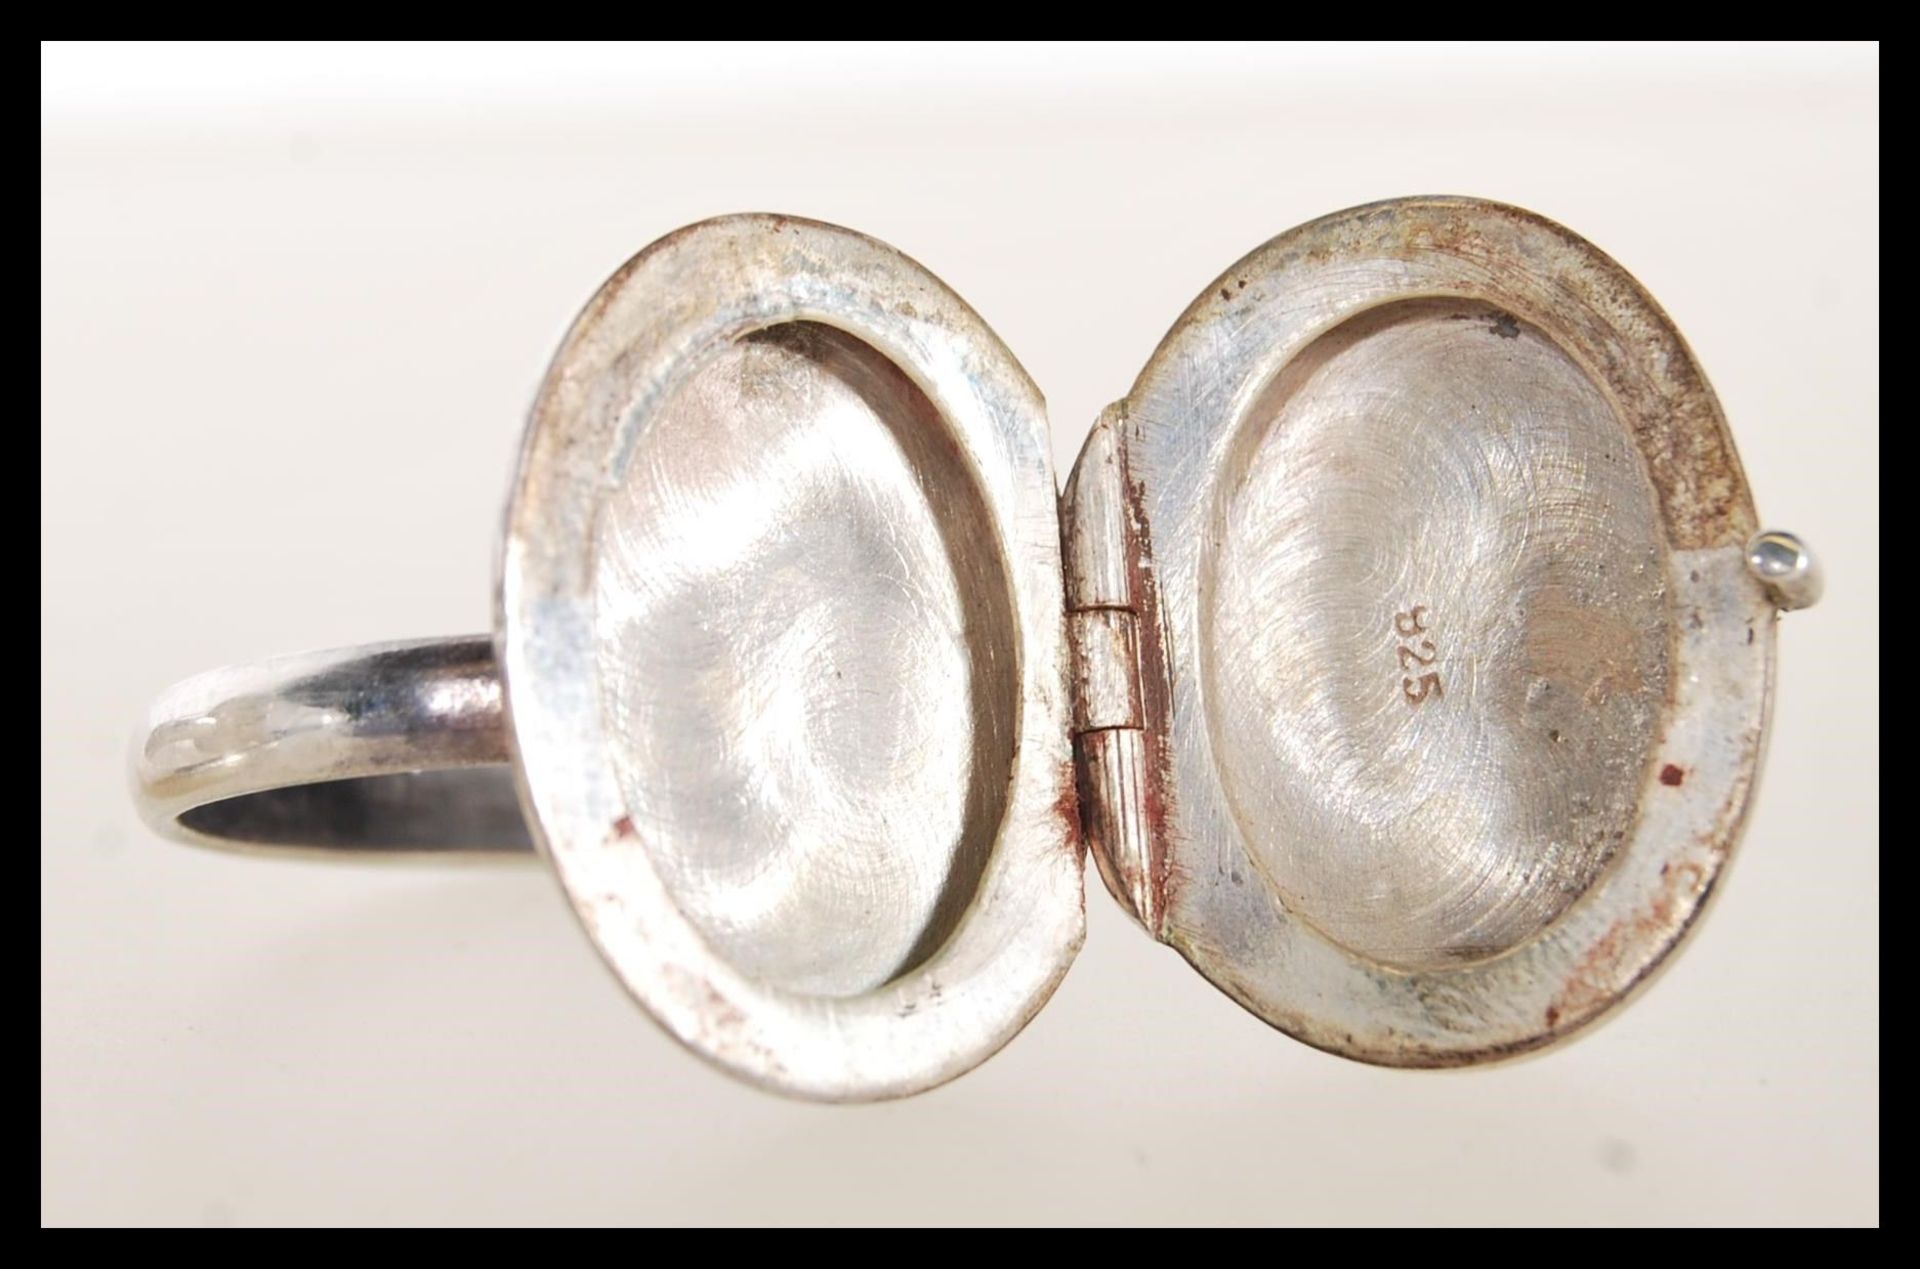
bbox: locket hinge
[1061,403,1172,939]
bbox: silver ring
[134,199,1822,1102]
[134,637,526,858]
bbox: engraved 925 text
[1396,606,1443,705]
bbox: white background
[42,42,1878,1226]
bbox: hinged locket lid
[1065,196,1781,1066]
[500,216,1084,1101]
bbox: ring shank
[133,637,535,858]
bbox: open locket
[142,196,1820,1102]
[494,196,1815,1100]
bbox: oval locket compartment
[501,199,1784,1099]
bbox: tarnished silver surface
[134,196,1821,1097]
[136,216,1084,1102]
[501,216,1084,1099]
[1067,196,1803,1064]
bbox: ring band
[133,636,532,858]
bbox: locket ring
[134,199,1821,1101]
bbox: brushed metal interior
[501,214,1083,1101]
[592,322,1018,998]
[1105,196,1775,1066]
[1205,298,1670,969]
